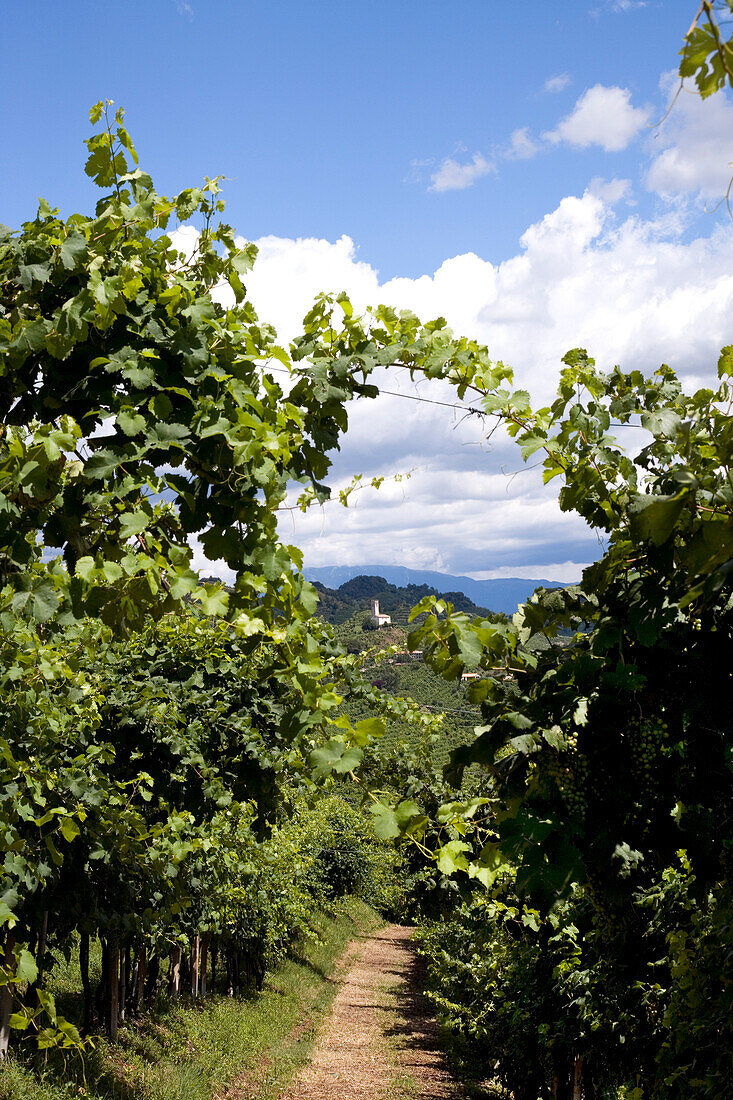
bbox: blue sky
[3,1,733,581]
[1,0,702,277]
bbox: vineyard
[2,8,733,1098]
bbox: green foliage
[417,859,733,1099]
[680,1,733,98]
[397,351,733,908]
[0,99,365,636]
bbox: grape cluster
[632,718,669,788]
[543,750,588,817]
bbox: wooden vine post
[170,946,182,1002]
[200,936,208,998]
[135,944,148,1015]
[34,912,48,986]
[118,944,127,1024]
[107,942,120,1040]
[80,932,93,1033]
[0,935,16,1060]
[190,934,200,999]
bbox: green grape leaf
[15,949,38,985]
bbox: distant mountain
[304,564,576,616]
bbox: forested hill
[313,573,497,627]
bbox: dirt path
[278,924,462,1100]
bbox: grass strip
[0,897,382,1100]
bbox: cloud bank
[206,181,733,580]
[178,80,733,583]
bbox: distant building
[370,598,392,628]
[394,650,422,661]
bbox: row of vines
[0,607,401,1050]
[0,100,433,1058]
[352,319,733,1099]
[371,17,733,1098]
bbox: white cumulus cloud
[545,84,650,152]
[646,77,733,198]
[429,153,495,193]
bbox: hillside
[315,576,498,775]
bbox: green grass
[0,898,382,1100]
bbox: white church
[369,598,392,628]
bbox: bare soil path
[278,924,463,1100]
